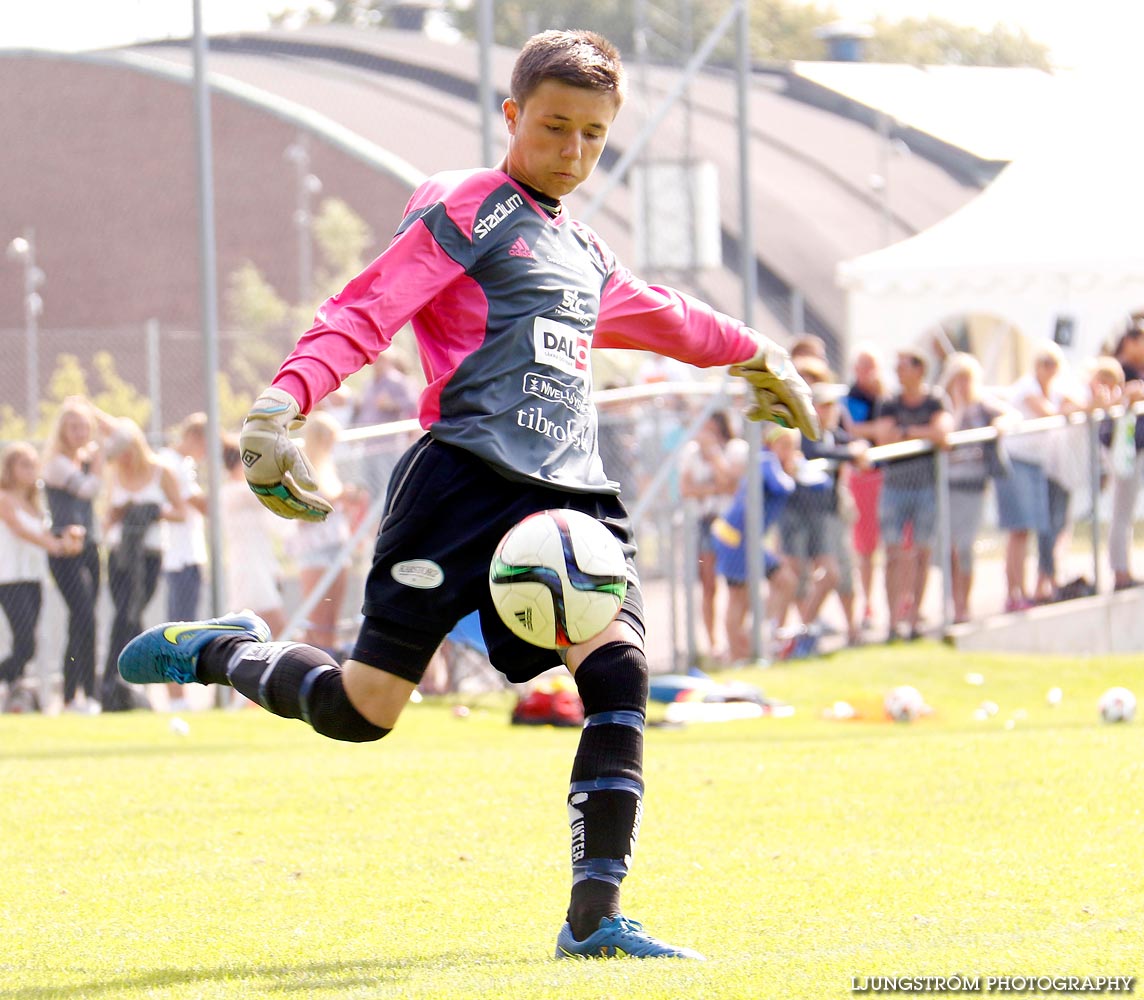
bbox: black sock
[565,641,648,940]
[198,637,389,743]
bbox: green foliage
[90,350,151,427]
[226,261,291,335]
[0,351,152,444]
[444,0,1049,68]
[866,16,1052,69]
[312,196,375,291]
[0,403,28,443]
[46,353,90,401]
[2,644,1140,997]
[221,197,376,400]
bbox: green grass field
[2,642,1141,999]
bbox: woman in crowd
[940,354,1015,623]
[997,345,1076,608]
[41,397,114,712]
[840,345,886,632]
[0,442,85,707]
[679,408,748,662]
[1105,317,1144,590]
[711,425,801,664]
[102,419,186,710]
[1003,344,1085,606]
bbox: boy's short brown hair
[510,30,626,107]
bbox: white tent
[836,76,1144,374]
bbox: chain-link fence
[5,384,1144,713]
[0,7,1132,710]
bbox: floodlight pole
[285,133,321,306]
[191,0,225,620]
[477,0,495,166]
[733,1,767,664]
[6,231,44,434]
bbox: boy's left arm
[596,264,818,439]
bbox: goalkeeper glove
[729,334,820,441]
[239,388,334,522]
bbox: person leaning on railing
[939,353,1019,624]
[41,396,118,714]
[0,442,85,710]
[1103,317,1144,590]
[872,346,953,641]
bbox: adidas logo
[508,236,533,258]
[514,608,534,631]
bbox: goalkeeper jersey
[272,168,758,494]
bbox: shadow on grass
[2,953,516,999]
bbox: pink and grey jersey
[272,168,759,494]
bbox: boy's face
[502,79,620,199]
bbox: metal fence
[4,382,1144,713]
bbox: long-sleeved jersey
[273,168,759,494]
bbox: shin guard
[566,641,649,938]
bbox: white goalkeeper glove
[239,388,334,522]
[729,334,821,441]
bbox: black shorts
[350,435,645,686]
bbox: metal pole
[934,448,952,633]
[477,0,495,166]
[285,133,319,306]
[876,111,892,245]
[734,0,766,663]
[146,318,162,446]
[6,231,44,434]
[682,501,699,667]
[1088,411,1104,593]
[191,0,225,620]
[582,1,741,223]
[790,287,804,336]
[24,236,40,436]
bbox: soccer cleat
[118,611,271,686]
[554,916,705,960]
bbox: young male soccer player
[119,29,816,960]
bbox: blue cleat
[555,916,705,960]
[118,611,271,685]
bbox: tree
[221,196,398,404]
[313,197,375,292]
[224,260,295,394]
[443,0,1049,69]
[866,16,1051,69]
[0,352,151,444]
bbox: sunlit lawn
[1,642,1140,999]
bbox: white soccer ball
[884,685,926,723]
[489,509,628,650]
[1098,686,1137,724]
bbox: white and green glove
[239,387,333,522]
[730,334,820,441]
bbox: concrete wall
[0,53,412,415]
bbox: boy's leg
[555,624,703,960]
[117,612,428,741]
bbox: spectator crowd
[664,317,1144,663]
[3,317,1144,707]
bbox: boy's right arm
[239,389,333,522]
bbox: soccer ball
[884,685,926,723]
[1098,686,1137,724]
[489,509,628,649]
